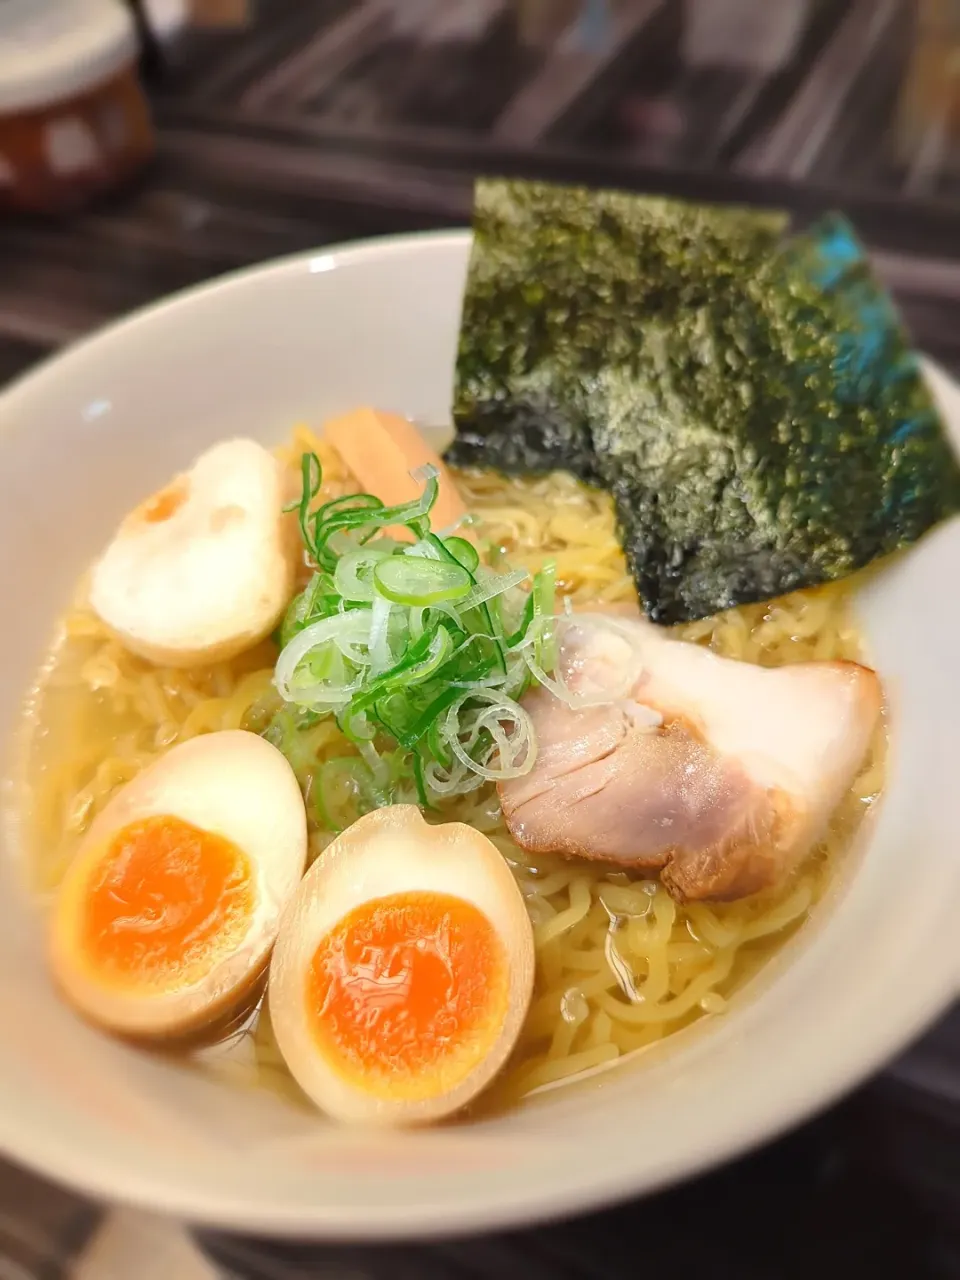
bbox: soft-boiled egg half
[269,805,535,1125]
[50,731,307,1041]
[89,439,297,667]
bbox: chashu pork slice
[499,617,882,902]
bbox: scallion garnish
[270,453,560,823]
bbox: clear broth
[18,436,885,1113]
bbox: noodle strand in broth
[20,426,884,1110]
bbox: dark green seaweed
[449,180,960,623]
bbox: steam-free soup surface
[21,428,884,1112]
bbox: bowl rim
[0,228,471,412]
[1,229,959,1240]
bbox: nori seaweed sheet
[448,179,960,624]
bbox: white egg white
[50,731,307,1040]
[89,439,297,667]
[269,804,535,1126]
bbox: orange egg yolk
[79,814,253,991]
[306,891,509,1100]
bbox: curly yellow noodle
[18,426,884,1112]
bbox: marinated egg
[269,805,535,1125]
[50,731,307,1041]
[89,439,297,667]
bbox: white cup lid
[0,0,139,116]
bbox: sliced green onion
[532,560,557,670]
[316,758,383,833]
[459,568,528,613]
[336,703,376,743]
[284,453,322,557]
[334,549,391,602]
[444,536,480,573]
[423,757,485,797]
[425,711,453,770]
[520,614,645,709]
[395,626,453,686]
[275,612,368,707]
[357,739,390,788]
[409,462,439,484]
[375,680,465,750]
[367,596,394,675]
[373,556,472,606]
[411,750,431,808]
[439,688,537,783]
[408,539,442,561]
[269,453,612,812]
[315,492,384,522]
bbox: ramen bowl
[0,231,958,1238]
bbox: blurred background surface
[2,0,960,381]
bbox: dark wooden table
[3,0,960,384]
[1,2,958,1276]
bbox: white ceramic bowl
[0,231,958,1239]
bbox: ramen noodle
[21,427,884,1109]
